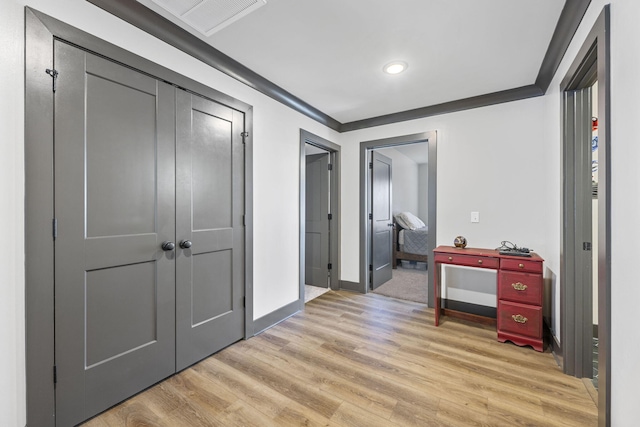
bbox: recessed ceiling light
[383,61,408,75]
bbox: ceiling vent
[150,0,267,36]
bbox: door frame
[560,6,610,426]
[299,130,341,308]
[359,131,437,303]
[25,8,254,426]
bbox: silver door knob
[179,240,192,249]
[161,241,175,251]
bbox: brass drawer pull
[448,257,453,261]
[478,260,483,265]
[518,263,525,269]
[512,314,528,324]
[512,282,528,291]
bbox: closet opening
[559,6,610,425]
[299,130,341,305]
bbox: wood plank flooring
[83,290,598,426]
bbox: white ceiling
[137,0,566,124]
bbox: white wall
[1,1,339,425]
[375,147,419,216]
[339,98,548,286]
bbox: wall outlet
[471,211,480,223]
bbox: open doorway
[560,6,610,424]
[590,81,599,390]
[370,144,429,303]
[359,131,437,307]
[299,130,340,306]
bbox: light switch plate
[471,211,480,223]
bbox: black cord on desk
[495,240,532,253]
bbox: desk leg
[434,261,441,326]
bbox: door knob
[161,241,175,251]
[179,240,192,249]
[388,223,394,227]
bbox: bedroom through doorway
[372,145,429,304]
[359,131,437,307]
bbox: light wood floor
[83,290,598,426]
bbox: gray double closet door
[53,41,245,426]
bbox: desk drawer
[498,301,542,339]
[498,271,542,305]
[434,253,499,269]
[500,258,542,273]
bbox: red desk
[433,245,544,352]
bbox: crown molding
[536,0,592,92]
[86,0,342,131]
[86,0,592,133]
[340,85,543,132]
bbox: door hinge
[368,213,372,220]
[583,242,592,251]
[369,264,373,271]
[45,68,59,92]
[52,218,58,240]
[328,213,332,220]
[243,296,246,308]
[53,365,57,384]
[328,163,333,171]
[240,131,249,143]
[328,263,332,270]
[242,215,245,226]
[369,162,373,169]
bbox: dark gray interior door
[175,90,245,371]
[371,151,393,289]
[305,153,330,287]
[53,42,176,426]
[564,87,594,377]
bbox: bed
[392,212,429,269]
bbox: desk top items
[496,240,532,257]
[453,236,467,248]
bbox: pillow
[394,214,411,230]
[395,212,426,230]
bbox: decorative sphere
[454,236,467,248]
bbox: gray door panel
[175,90,245,371]
[371,151,393,289]
[54,42,176,426]
[84,59,159,238]
[305,153,330,287]
[83,234,158,270]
